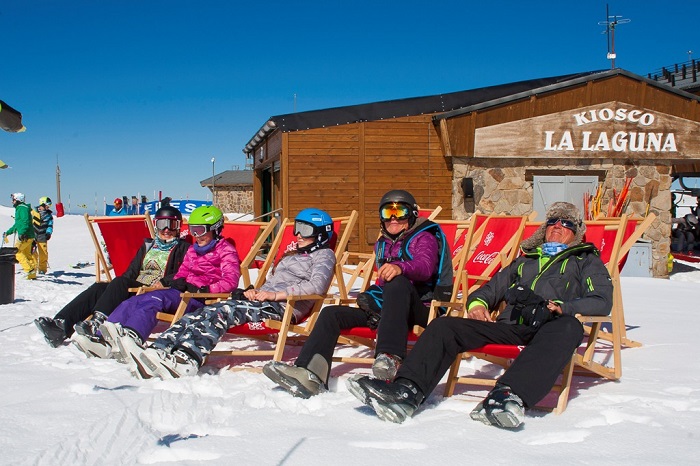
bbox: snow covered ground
[1,206,699,465]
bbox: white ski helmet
[11,192,25,203]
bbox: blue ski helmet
[294,208,334,253]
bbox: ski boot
[34,317,67,348]
[470,384,524,429]
[346,375,423,424]
[263,361,325,399]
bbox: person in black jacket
[34,206,189,347]
[347,202,613,429]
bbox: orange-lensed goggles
[380,203,411,221]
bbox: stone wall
[452,157,671,278]
[212,187,254,215]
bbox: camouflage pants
[151,299,285,364]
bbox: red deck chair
[442,215,651,414]
[84,213,155,282]
[200,211,358,366]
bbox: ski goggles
[294,220,316,238]
[154,218,180,231]
[379,203,411,221]
[189,224,214,237]
[545,217,578,233]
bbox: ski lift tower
[598,5,630,69]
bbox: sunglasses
[546,217,577,232]
[294,221,316,238]
[380,203,411,221]
[189,224,213,237]
[155,218,180,232]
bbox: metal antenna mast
[598,4,630,69]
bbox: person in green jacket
[3,192,37,279]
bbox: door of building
[533,175,598,220]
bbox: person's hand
[2,233,7,244]
[547,300,562,315]
[467,304,493,322]
[245,289,278,301]
[377,263,402,282]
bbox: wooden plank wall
[285,115,452,252]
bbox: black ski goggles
[154,218,181,232]
[189,224,214,237]
[545,217,578,233]
[379,203,411,221]
[294,220,316,238]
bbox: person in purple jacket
[264,190,452,399]
[72,205,240,360]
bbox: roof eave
[433,69,700,122]
[243,120,278,157]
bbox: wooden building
[243,69,700,276]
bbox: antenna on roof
[598,4,630,69]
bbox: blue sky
[0,0,696,213]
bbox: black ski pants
[296,275,429,381]
[395,314,584,408]
[54,276,143,336]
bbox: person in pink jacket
[73,206,240,360]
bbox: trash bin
[0,247,18,305]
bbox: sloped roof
[243,71,604,155]
[200,169,253,188]
[243,69,700,158]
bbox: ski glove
[504,285,552,328]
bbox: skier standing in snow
[34,205,190,347]
[32,196,54,275]
[3,192,37,279]
[347,202,613,429]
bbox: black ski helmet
[154,205,183,221]
[154,205,183,235]
[379,189,419,231]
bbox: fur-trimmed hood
[521,202,586,250]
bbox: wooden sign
[474,102,700,159]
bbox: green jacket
[6,202,35,239]
[468,242,613,323]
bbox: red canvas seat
[84,213,155,282]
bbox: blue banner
[106,200,212,216]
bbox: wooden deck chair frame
[187,211,358,367]
[574,213,656,380]
[84,213,155,283]
[584,214,656,349]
